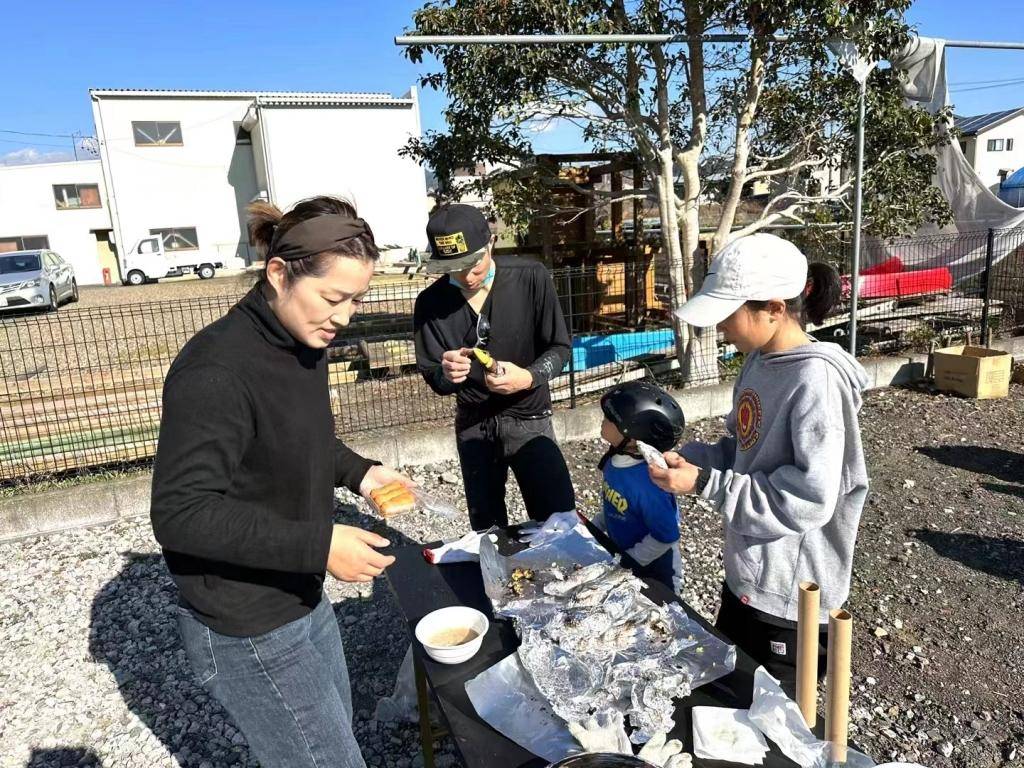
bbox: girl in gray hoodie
[649,233,869,693]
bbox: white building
[955,107,1024,192]
[88,88,427,282]
[0,160,115,284]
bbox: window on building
[958,141,968,154]
[132,121,183,146]
[149,227,199,251]
[0,235,50,253]
[53,183,101,210]
[987,138,1005,152]
[454,163,487,177]
[1009,138,1015,151]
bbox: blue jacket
[595,455,683,593]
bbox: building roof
[89,89,415,107]
[1001,166,1024,190]
[954,107,1024,136]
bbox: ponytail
[248,201,284,257]
[745,261,842,325]
[803,262,842,325]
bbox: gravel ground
[1,384,1022,767]
[71,270,427,310]
[73,272,255,309]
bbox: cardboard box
[932,345,1012,399]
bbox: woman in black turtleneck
[150,196,407,768]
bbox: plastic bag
[371,646,418,725]
[369,484,459,519]
[747,667,825,767]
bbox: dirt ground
[72,269,428,310]
[1,382,1021,767]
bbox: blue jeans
[177,594,366,768]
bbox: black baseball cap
[424,204,492,274]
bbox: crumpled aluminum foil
[476,525,737,745]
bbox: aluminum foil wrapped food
[473,523,736,747]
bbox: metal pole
[567,267,577,409]
[395,33,1024,50]
[848,78,867,356]
[945,40,1024,50]
[71,131,78,161]
[980,228,996,347]
[396,33,748,45]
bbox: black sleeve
[334,438,379,493]
[150,363,331,574]
[414,293,462,396]
[526,266,572,386]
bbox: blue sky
[3,0,1023,165]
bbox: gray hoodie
[682,341,869,623]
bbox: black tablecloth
[384,527,826,768]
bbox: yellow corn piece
[473,347,495,369]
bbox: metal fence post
[567,266,577,409]
[980,228,996,347]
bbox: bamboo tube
[825,608,853,764]
[796,581,821,728]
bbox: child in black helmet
[592,380,686,594]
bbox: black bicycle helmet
[600,380,685,452]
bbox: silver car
[0,249,79,313]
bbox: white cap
[674,233,809,328]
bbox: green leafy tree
[402,0,951,380]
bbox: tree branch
[744,155,825,182]
[714,40,768,248]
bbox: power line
[0,128,77,139]
[950,78,1024,92]
[948,75,1024,86]
[0,137,77,150]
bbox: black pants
[714,583,828,698]
[455,412,576,530]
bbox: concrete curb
[3,340,1022,543]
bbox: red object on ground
[857,267,953,299]
[102,268,111,286]
[861,256,904,276]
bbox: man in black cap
[413,203,576,530]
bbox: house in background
[92,89,427,282]
[0,160,115,284]
[954,106,1024,193]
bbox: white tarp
[886,36,1024,279]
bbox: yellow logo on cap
[434,231,469,256]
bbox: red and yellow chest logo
[736,388,763,451]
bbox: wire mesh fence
[1,225,1022,482]
[805,226,1024,354]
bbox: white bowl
[414,606,489,665]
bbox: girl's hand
[649,452,700,494]
[326,525,395,582]
[359,465,415,499]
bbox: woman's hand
[484,361,533,394]
[359,465,415,499]
[326,525,396,582]
[648,451,700,494]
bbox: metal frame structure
[395,31,1024,354]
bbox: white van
[122,236,223,286]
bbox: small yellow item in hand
[472,347,504,375]
[472,347,494,369]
